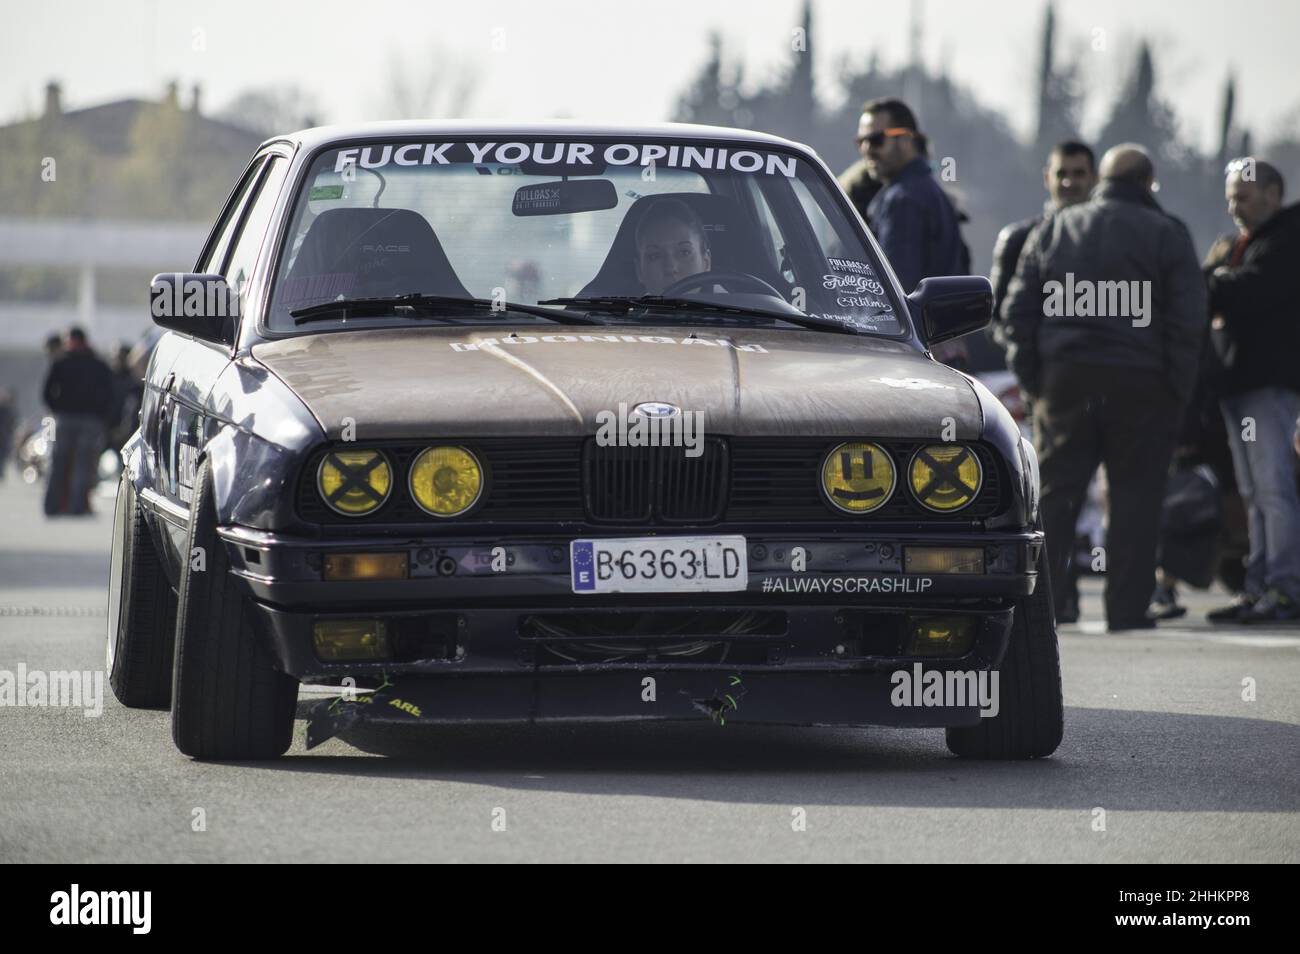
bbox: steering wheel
[660,270,786,299]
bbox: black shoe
[1148,584,1187,621]
[1242,589,1300,624]
[1148,601,1187,621]
[1207,594,1258,624]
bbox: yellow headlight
[317,450,392,516]
[821,442,895,514]
[910,444,983,512]
[409,446,483,517]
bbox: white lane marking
[1066,622,1300,647]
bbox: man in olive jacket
[1002,144,1207,631]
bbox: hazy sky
[3,0,1296,152]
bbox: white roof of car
[267,120,812,155]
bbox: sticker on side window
[826,257,877,276]
[813,257,898,332]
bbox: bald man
[1002,143,1207,632]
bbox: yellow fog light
[312,619,390,661]
[907,616,975,656]
[409,446,483,517]
[821,441,895,514]
[904,546,985,575]
[323,552,408,581]
[909,444,983,512]
[317,450,392,516]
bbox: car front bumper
[218,525,1041,730]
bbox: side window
[197,159,265,274]
[744,177,796,286]
[790,178,839,258]
[223,157,289,299]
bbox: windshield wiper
[539,295,857,335]
[292,293,605,326]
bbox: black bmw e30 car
[107,121,1062,761]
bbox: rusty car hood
[251,325,982,441]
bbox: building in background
[0,80,261,359]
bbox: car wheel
[107,472,177,709]
[945,541,1064,759]
[171,457,297,759]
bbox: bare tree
[217,85,324,136]
[379,47,480,119]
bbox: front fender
[962,371,1033,529]
[1019,436,1041,528]
[203,354,325,530]
[206,427,306,529]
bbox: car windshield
[265,136,907,336]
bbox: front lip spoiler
[301,666,1002,749]
[254,598,1015,688]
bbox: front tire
[171,458,297,759]
[107,473,177,709]
[945,542,1064,759]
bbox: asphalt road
[1,471,1296,863]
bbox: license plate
[571,536,748,593]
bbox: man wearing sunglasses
[854,97,963,296]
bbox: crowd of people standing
[838,97,1300,627]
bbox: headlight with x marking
[316,449,393,516]
[908,444,983,512]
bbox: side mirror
[149,273,238,345]
[906,276,993,346]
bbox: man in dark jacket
[1003,144,1208,630]
[1203,159,1300,623]
[42,327,113,516]
[988,140,1099,620]
[857,98,963,294]
[990,141,1098,324]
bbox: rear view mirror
[512,179,618,217]
[906,276,993,346]
[149,272,238,345]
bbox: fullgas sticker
[331,142,799,178]
[513,185,562,213]
[827,257,877,275]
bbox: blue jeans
[1220,388,1300,599]
[43,414,104,516]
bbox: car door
[140,157,266,578]
[155,153,291,566]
